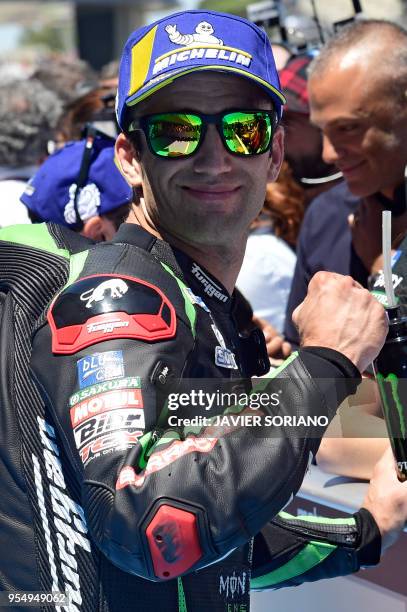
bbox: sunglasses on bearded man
[127,109,279,158]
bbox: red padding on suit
[146,504,202,580]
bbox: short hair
[308,20,407,110]
[0,78,63,167]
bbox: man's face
[309,60,407,198]
[117,72,283,248]
[283,110,336,182]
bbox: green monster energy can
[374,308,407,481]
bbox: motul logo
[70,389,143,426]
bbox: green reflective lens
[147,113,202,157]
[135,110,275,158]
[223,112,272,154]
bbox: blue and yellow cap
[116,9,286,130]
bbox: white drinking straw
[382,210,397,308]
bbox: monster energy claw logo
[219,570,247,600]
[376,372,406,439]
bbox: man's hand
[292,271,387,372]
[362,447,407,552]
[253,316,292,361]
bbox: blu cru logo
[77,351,124,389]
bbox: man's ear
[267,126,284,183]
[81,216,116,242]
[115,133,143,187]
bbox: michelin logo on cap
[165,21,223,46]
[152,19,252,77]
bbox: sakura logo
[165,21,223,47]
[64,182,101,225]
[80,279,129,309]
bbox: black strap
[72,123,116,230]
[71,125,99,230]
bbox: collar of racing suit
[112,223,233,314]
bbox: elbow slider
[143,502,204,580]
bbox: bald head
[309,20,407,111]
[306,20,407,198]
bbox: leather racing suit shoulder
[0,222,380,611]
[30,225,373,576]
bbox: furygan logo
[190,263,228,302]
[87,319,129,334]
[80,278,129,309]
[33,417,91,610]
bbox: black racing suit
[0,222,380,611]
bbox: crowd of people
[0,9,407,611]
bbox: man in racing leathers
[0,10,405,612]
